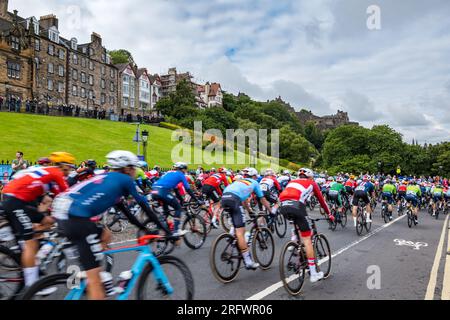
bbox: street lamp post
[142,129,149,162]
[131,122,142,157]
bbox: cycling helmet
[283,170,290,175]
[265,168,275,176]
[106,150,139,169]
[138,161,148,168]
[218,167,227,173]
[363,175,370,181]
[245,167,258,177]
[402,180,408,185]
[410,179,416,185]
[350,175,355,180]
[384,178,391,184]
[37,157,51,165]
[102,165,110,170]
[336,176,344,183]
[298,168,314,178]
[327,177,334,182]
[86,159,97,168]
[49,152,76,165]
[210,167,217,173]
[173,162,188,170]
[153,165,161,171]
[234,174,243,181]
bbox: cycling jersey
[2,166,68,202]
[153,170,191,191]
[135,168,148,181]
[329,182,345,194]
[55,172,147,219]
[222,178,264,202]
[406,185,421,197]
[344,179,356,188]
[145,169,160,180]
[354,181,375,194]
[398,185,407,192]
[279,179,330,216]
[203,173,229,190]
[382,184,397,194]
[260,176,281,192]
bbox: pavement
[109,205,450,300]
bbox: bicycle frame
[64,236,173,300]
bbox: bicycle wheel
[356,209,364,236]
[407,210,413,228]
[0,245,23,300]
[252,228,275,270]
[220,210,233,233]
[274,213,287,238]
[340,208,348,228]
[364,212,372,232]
[183,215,207,249]
[383,207,390,224]
[314,234,332,279]
[103,211,128,233]
[138,219,171,257]
[279,241,306,296]
[210,233,242,283]
[20,273,81,300]
[197,208,213,234]
[329,209,337,231]
[136,255,194,300]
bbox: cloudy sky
[12,0,450,143]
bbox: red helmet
[38,157,51,165]
[218,167,227,173]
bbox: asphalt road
[109,205,450,300]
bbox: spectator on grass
[10,151,28,178]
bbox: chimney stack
[39,14,59,30]
[0,0,10,21]
[91,32,102,45]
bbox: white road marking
[441,215,450,300]
[246,214,406,300]
[393,239,428,250]
[425,214,449,300]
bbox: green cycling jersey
[382,184,397,194]
[406,185,421,196]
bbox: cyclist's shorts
[60,216,104,271]
[382,192,395,204]
[279,200,311,234]
[352,190,370,206]
[328,190,342,205]
[397,191,406,200]
[202,184,221,203]
[263,189,279,205]
[2,196,45,241]
[345,186,354,195]
[444,194,450,200]
[221,193,246,228]
[433,194,443,202]
[405,194,419,208]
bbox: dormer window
[33,21,39,35]
[11,36,20,50]
[71,38,77,51]
[49,27,59,43]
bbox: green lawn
[0,112,282,170]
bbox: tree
[222,92,238,113]
[304,121,324,150]
[109,49,134,65]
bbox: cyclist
[405,180,421,223]
[53,150,173,300]
[151,162,203,236]
[397,180,408,213]
[220,167,273,270]
[381,178,397,221]
[279,168,334,283]
[328,176,346,220]
[202,167,229,228]
[135,161,150,192]
[431,183,444,216]
[32,157,52,168]
[277,170,291,190]
[259,168,282,220]
[344,175,356,195]
[352,175,375,227]
[146,165,161,185]
[67,159,97,186]
[1,152,74,289]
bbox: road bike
[210,211,275,283]
[279,217,332,296]
[380,199,391,224]
[328,200,347,231]
[264,207,287,238]
[21,235,194,300]
[356,199,372,236]
[405,201,418,228]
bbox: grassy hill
[0,112,283,170]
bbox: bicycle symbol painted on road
[393,239,428,250]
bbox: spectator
[0,95,3,111]
[10,151,29,178]
[16,97,21,112]
[25,99,30,112]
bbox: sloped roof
[208,83,221,96]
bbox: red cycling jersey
[279,178,330,216]
[260,176,281,192]
[398,185,407,192]
[2,166,68,202]
[203,173,229,194]
[345,179,356,188]
[145,170,159,180]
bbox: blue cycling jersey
[355,181,375,194]
[153,170,190,191]
[64,172,148,218]
[223,178,264,201]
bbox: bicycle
[380,199,391,224]
[264,207,287,238]
[356,199,372,236]
[328,200,347,231]
[21,234,194,300]
[102,198,147,234]
[406,201,418,228]
[210,211,275,283]
[279,217,332,296]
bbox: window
[106,55,111,64]
[88,90,93,99]
[49,29,59,43]
[71,38,77,50]
[109,96,115,105]
[73,54,78,65]
[81,87,86,98]
[110,82,115,92]
[89,48,94,56]
[72,85,78,96]
[48,79,53,91]
[81,58,86,68]
[102,52,106,63]
[123,83,129,95]
[48,44,54,55]
[101,93,106,104]
[110,69,115,78]
[58,65,64,77]
[35,39,40,51]
[81,72,86,83]
[7,62,20,79]
[89,61,94,71]
[48,63,54,74]
[72,69,78,80]
[101,79,106,89]
[89,75,94,86]
[101,66,105,75]
[58,82,64,93]
[82,47,87,54]
[11,36,20,50]
[59,50,65,60]
[123,97,128,106]
[130,98,135,108]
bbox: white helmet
[283,170,290,175]
[264,168,275,176]
[173,162,188,170]
[245,167,258,177]
[106,150,139,169]
[298,168,314,178]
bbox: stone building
[65,32,118,115]
[160,67,196,97]
[136,68,150,113]
[0,5,33,106]
[296,109,359,130]
[149,73,161,111]
[115,62,137,117]
[197,82,223,108]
